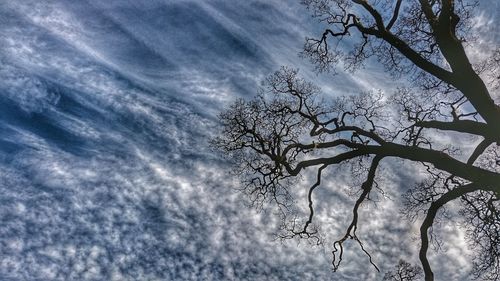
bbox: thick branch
[386,0,404,30]
[467,139,494,166]
[379,31,454,84]
[372,143,500,189]
[351,1,455,84]
[364,0,500,127]
[418,0,437,26]
[419,183,480,281]
[415,120,499,141]
[288,149,367,176]
[288,142,500,189]
[422,0,500,126]
[282,139,360,158]
[313,125,385,143]
[352,0,385,29]
[438,0,455,31]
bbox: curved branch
[379,31,454,84]
[352,0,385,29]
[419,183,481,281]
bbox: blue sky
[0,1,498,280]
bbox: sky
[0,1,498,280]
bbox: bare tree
[212,1,499,280]
[383,260,423,281]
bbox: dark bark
[214,1,500,279]
[419,184,480,281]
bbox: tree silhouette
[212,1,499,280]
[383,260,423,281]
